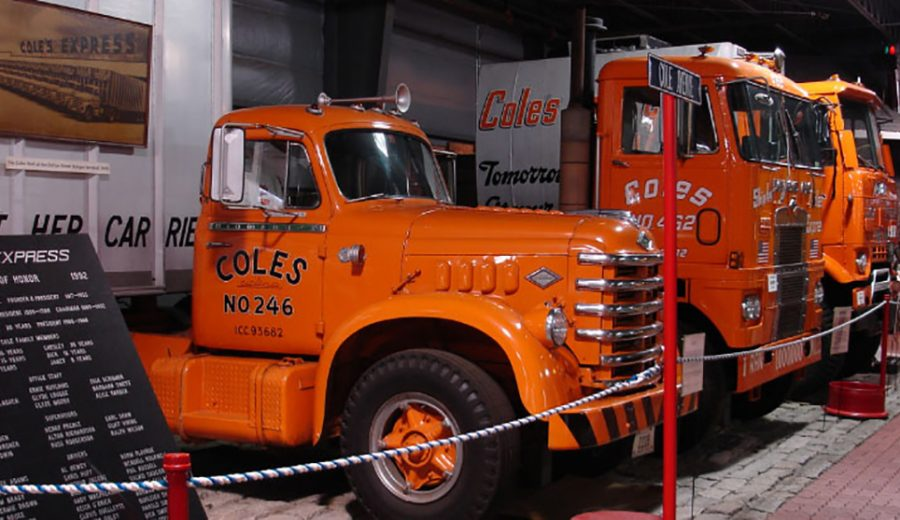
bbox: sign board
[0,234,205,519]
[831,307,853,355]
[681,332,705,395]
[475,58,570,210]
[631,427,655,458]
[647,54,702,106]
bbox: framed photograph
[0,0,151,146]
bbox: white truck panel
[0,0,224,295]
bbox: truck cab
[134,91,696,518]
[801,76,899,375]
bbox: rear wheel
[342,349,519,520]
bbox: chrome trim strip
[600,346,663,367]
[576,276,664,292]
[576,322,663,342]
[210,222,326,233]
[574,299,663,317]
[578,252,663,266]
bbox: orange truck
[477,43,826,440]
[131,88,696,518]
[799,76,899,381]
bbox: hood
[405,205,651,256]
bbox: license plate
[631,427,655,458]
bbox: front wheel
[341,349,519,519]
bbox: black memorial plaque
[0,234,205,519]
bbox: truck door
[599,81,730,265]
[194,129,329,356]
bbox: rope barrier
[0,363,662,496]
[4,299,896,497]
[677,300,888,364]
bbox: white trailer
[0,0,232,295]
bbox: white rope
[0,364,661,495]
[677,301,888,363]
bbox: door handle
[612,159,631,168]
[206,241,232,248]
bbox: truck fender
[311,293,581,444]
[824,253,860,285]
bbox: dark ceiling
[421,0,900,103]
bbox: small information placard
[681,333,706,396]
[0,235,205,519]
[831,307,853,355]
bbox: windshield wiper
[350,192,410,203]
[857,154,881,171]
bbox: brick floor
[771,412,900,519]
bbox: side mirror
[838,130,858,169]
[211,127,245,203]
[676,100,695,158]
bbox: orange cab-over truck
[798,76,898,382]
[132,88,696,518]
[476,43,826,441]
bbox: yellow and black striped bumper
[547,387,699,450]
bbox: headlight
[814,280,825,306]
[875,181,887,196]
[741,294,761,322]
[545,308,569,346]
[856,252,868,274]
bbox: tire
[341,349,519,520]
[673,359,726,451]
[792,304,844,398]
[732,373,793,420]
[661,322,727,452]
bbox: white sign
[681,332,706,395]
[856,289,866,308]
[5,156,110,175]
[831,307,853,355]
[631,427,655,458]
[767,274,778,293]
[476,59,570,210]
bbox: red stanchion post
[881,293,890,390]
[661,92,678,520]
[163,452,191,520]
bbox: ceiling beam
[725,0,816,51]
[845,0,899,40]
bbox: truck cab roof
[598,55,811,99]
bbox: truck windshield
[840,98,883,170]
[728,81,826,169]
[326,130,450,203]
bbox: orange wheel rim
[381,403,457,491]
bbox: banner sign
[475,58,569,210]
[0,0,151,146]
[0,234,205,519]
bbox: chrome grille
[774,206,807,266]
[575,251,664,387]
[775,266,808,339]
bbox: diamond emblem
[526,267,562,289]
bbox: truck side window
[285,143,321,208]
[621,87,718,155]
[241,140,320,210]
[622,88,662,154]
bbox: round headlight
[545,308,569,346]
[814,280,825,306]
[741,294,761,322]
[875,181,887,196]
[856,252,868,274]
